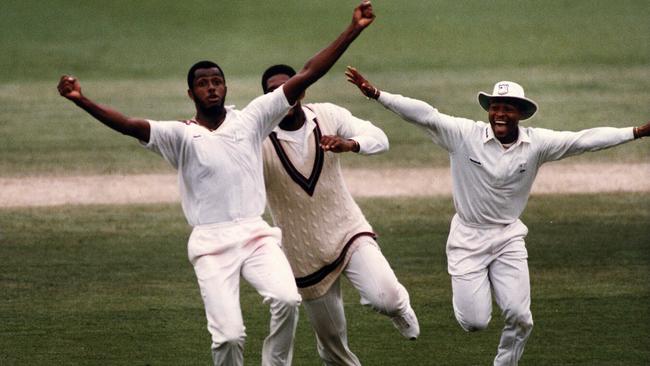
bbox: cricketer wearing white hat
[345,66,650,366]
[478,81,538,120]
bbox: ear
[187,89,195,101]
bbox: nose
[494,106,506,118]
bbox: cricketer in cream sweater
[260,64,419,366]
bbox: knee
[211,325,246,350]
[267,292,301,315]
[366,286,407,316]
[455,311,491,332]
[504,306,534,330]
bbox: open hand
[57,75,83,101]
[345,66,379,99]
[352,1,375,30]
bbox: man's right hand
[57,75,82,102]
[352,1,375,31]
[345,66,380,99]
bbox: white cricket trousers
[446,214,533,366]
[303,238,412,366]
[188,217,301,366]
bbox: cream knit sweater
[263,103,379,299]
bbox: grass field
[1,195,649,365]
[1,1,649,365]
[1,1,649,176]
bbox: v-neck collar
[269,113,324,196]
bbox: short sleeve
[240,85,293,141]
[143,120,186,169]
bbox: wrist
[372,87,380,100]
[349,139,360,152]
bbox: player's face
[190,68,227,110]
[488,102,521,144]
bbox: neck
[194,105,227,131]
[279,106,306,131]
[497,135,517,145]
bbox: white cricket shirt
[378,91,635,225]
[143,85,292,226]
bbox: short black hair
[187,60,225,89]
[261,64,296,93]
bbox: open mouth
[493,120,510,135]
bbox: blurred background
[2,0,648,176]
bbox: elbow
[381,136,390,152]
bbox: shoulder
[525,125,561,140]
[306,102,350,116]
[148,119,192,133]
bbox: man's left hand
[320,135,359,153]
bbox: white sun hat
[477,81,538,120]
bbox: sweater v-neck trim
[269,115,324,196]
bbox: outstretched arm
[345,66,380,99]
[345,66,470,153]
[346,65,441,126]
[57,75,151,142]
[282,1,375,105]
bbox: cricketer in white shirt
[345,65,647,366]
[57,2,377,363]
[377,91,635,366]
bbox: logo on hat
[477,81,539,120]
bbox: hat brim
[477,92,538,120]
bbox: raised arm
[346,66,472,153]
[282,1,375,105]
[57,75,151,142]
[346,66,443,127]
[539,121,650,163]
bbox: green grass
[1,194,648,365]
[1,0,649,176]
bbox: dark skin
[265,73,360,153]
[345,65,650,142]
[487,102,521,145]
[57,1,375,143]
[188,68,227,131]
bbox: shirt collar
[482,124,531,146]
[273,106,316,142]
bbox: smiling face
[488,101,522,144]
[188,67,227,111]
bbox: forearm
[377,91,440,128]
[344,120,389,154]
[352,134,388,154]
[284,24,363,104]
[542,127,635,162]
[74,96,150,142]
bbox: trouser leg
[490,242,533,366]
[242,239,301,366]
[303,280,361,366]
[345,240,419,339]
[193,254,246,366]
[451,268,493,332]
